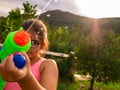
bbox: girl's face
[27,31,41,59]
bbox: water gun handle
[0,47,26,69]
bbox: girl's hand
[0,52,31,82]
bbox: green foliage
[48,26,86,54]
[22,1,37,19]
[57,81,80,90]
[7,8,22,30]
[0,17,14,41]
[0,1,37,42]
[58,81,120,90]
[48,27,71,53]
[57,82,67,90]
[75,29,120,89]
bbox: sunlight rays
[75,0,120,18]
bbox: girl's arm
[18,72,46,90]
[40,59,58,90]
[0,53,46,90]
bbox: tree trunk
[89,76,95,90]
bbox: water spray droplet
[47,14,51,17]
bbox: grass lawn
[58,80,120,90]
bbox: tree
[0,1,38,40]
[7,8,22,30]
[76,20,120,90]
[22,1,37,19]
[0,17,7,42]
[0,17,14,41]
[48,27,71,53]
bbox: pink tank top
[3,58,45,90]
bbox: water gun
[0,27,31,90]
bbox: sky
[0,0,120,18]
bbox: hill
[39,10,120,33]
[39,10,93,29]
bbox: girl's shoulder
[41,58,57,67]
[40,58,58,72]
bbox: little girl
[0,19,58,90]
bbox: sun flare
[75,0,120,18]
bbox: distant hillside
[39,10,93,28]
[39,10,120,33]
[97,18,120,33]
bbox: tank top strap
[31,58,45,81]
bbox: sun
[74,0,120,18]
[75,0,104,18]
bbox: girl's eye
[31,40,40,45]
[31,40,41,48]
